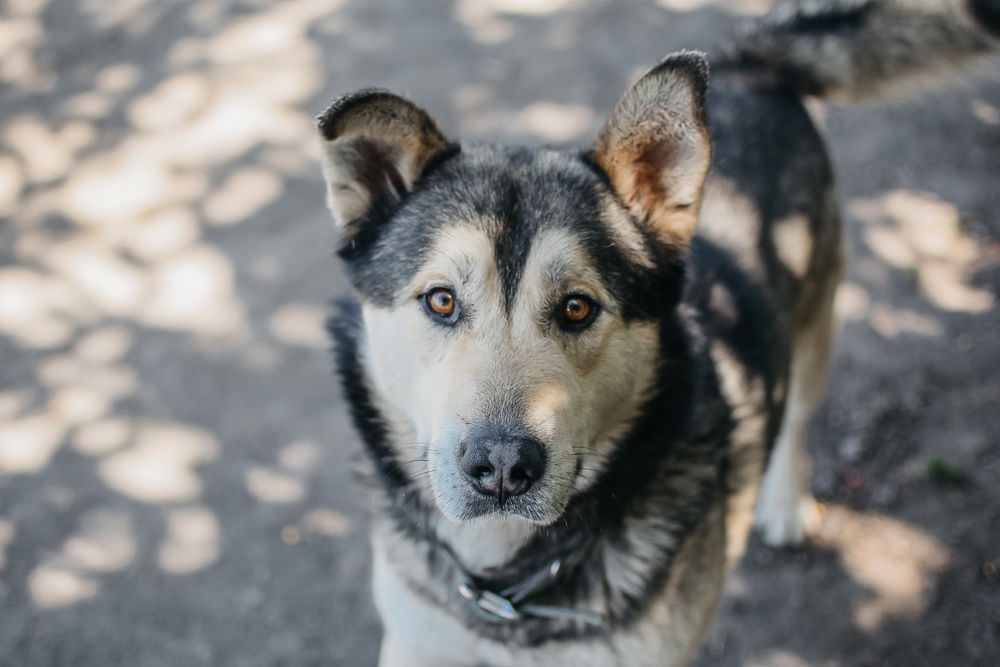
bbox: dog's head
[319,52,711,524]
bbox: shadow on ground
[0,0,998,665]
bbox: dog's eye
[423,288,459,322]
[557,295,598,330]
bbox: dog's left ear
[317,89,448,235]
[593,51,711,250]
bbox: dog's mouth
[449,492,555,524]
[430,472,572,526]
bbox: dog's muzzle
[458,434,546,503]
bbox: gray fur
[318,2,1000,665]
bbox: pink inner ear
[630,140,678,214]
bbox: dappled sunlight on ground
[453,85,601,143]
[73,417,133,457]
[0,0,53,91]
[1,0,349,346]
[1,0,997,664]
[158,505,220,574]
[851,190,995,313]
[303,508,350,537]
[835,281,945,339]
[833,188,1000,342]
[278,439,321,471]
[246,466,306,504]
[0,519,14,571]
[28,563,100,609]
[245,439,327,503]
[517,101,596,142]
[972,98,1000,125]
[455,0,582,44]
[813,504,950,633]
[1,0,358,623]
[59,509,137,573]
[269,303,328,348]
[656,0,772,15]
[280,507,351,547]
[0,412,66,473]
[28,508,136,608]
[98,422,219,503]
[0,0,343,532]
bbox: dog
[316,1,1000,665]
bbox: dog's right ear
[317,89,448,235]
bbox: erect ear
[593,51,711,250]
[317,89,448,234]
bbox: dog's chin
[433,487,568,526]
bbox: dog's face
[319,53,711,524]
[348,148,669,524]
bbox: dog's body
[318,2,1000,665]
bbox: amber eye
[424,288,457,320]
[558,295,597,330]
[563,297,590,321]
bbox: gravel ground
[1,1,998,665]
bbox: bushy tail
[724,0,1000,101]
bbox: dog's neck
[433,514,537,572]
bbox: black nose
[459,436,546,501]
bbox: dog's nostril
[459,447,495,487]
[459,435,546,500]
[469,464,492,480]
[503,456,541,496]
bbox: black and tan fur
[316,1,1000,665]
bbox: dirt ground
[1,1,998,665]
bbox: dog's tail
[723,0,1000,102]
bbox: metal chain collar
[439,541,604,627]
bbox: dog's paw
[754,493,821,548]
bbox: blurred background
[0,0,998,665]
